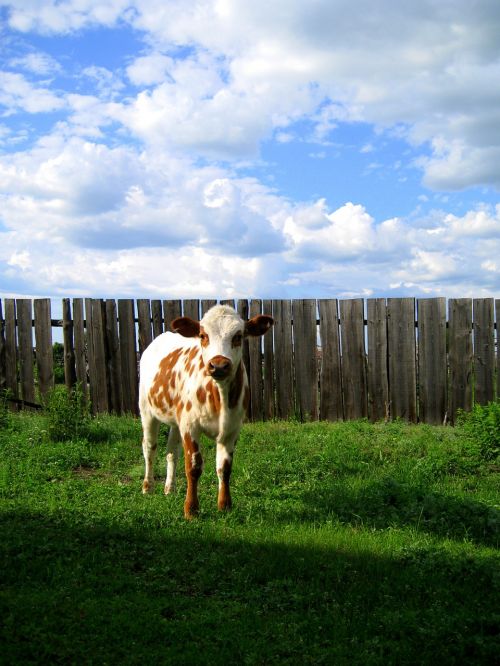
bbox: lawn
[0,401,499,664]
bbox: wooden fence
[0,297,498,424]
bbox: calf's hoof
[142,479,153,494]
[217,493,232,512]
[184,500,200,520]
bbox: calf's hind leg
[141,413,160,494]
[164,425,181,494]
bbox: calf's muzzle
[208,355,232,379]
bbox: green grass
[0,410,499,664]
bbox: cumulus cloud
[0,71,64,114]
[1,0,500,299]
[4,1,500,186]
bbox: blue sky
[1,0,500,300]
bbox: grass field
[0,399,499,664]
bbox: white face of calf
[172,305,273,382]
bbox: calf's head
[172,305,273,382]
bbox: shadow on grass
[1,509,498,665]
[284,478,500,548]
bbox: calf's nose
[208,355,232,379]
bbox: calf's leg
[141,413,160,494]
[183,432,203,519]
[216,441,235,511]
[164,425,181,494]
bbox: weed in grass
[45,384,90,442]
[458,402,500,462]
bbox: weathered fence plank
[318,299,342,421]
[292,299,318,421]
[105,299,123,415]
[0,300,6,394]
[17,299,35,405]
[201,299,217,316]
[473,298,495,405]
[497,299,500,402]
[387,298,417,422]
[4,300,18,403]
[118,299,138,415]
[137,299,153,356]
[73,299,87,398]
[367,298,388,422]
[90,299,109,414]
[163,300,182,333]
[62,298,76,391]
[34,298,54,402]
[262,298,275,420]
[237,300,251,417]
[151,300,163,339]
[183,299,200,321]
[340,299,367,420]
[448,298,473,422]
[248,299,263,421]
[418,297,447,425]
[273,299,294,419]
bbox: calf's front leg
[183,432,203,519]
[216,440,235,511]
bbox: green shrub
[46,384,90,442]
[0,390,11,430]
[457,402,500,461]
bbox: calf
[139,304,274,518]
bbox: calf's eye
[232,333,243,347]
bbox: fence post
[318,299,342,421]
[34,298,54,403]
[151,300,163,339]
[473,298,495,406]
[4,300,18,405]
[262,299,275,420]
[417,298,447,425]
[248,299,263,421]
[237,299,251,418]
[293,299,318,421]
[387,298,417,422]
[448,299,473,423]
[273,300,294,419]
[62,298,76,391]
[340,299,368,420]
[137,299,153,356]
[163,300,182,332]
[0,300,6,394]
[105,299,123,415]
[367,298,389,422]
[118,299,138,415]
[73,299,87,400]
[17,300,35,406]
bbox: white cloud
[5,1,500,187]
[1,1,500,299]
[126,54,174,86]
[9,51,62,75]
[0,71,64,114]
[6,0,131,34]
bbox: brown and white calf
[139,304,274,518]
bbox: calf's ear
[171,316,201,338]
[245,315,274,337]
